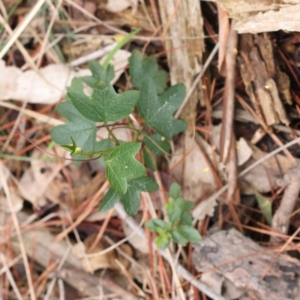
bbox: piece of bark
[192,228,300,300]
[214,1,300,34]
[158,0,204,124]
[238,34,290,126]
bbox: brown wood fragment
[157,0,204,125]
[192,228,300,300]
[238,34,290,126]
[213,1,300,34]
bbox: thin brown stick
[0,166,37,300]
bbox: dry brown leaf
[73,234,132,272]
[0,184,23,213]
[70,0,97,20]
[18,147,70,208]
[240,140,299,193]
[170,133,220,201]
[122,212,148,254]
[106,0,138,13]
[0,49,130,104]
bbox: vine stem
[105,123,120,146]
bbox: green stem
[105,123,120,146]
[102,28,141,68]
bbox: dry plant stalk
[158,0,204,125]
[272,165,300,241]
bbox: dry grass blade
[0,0,46,59]
[0,164,36,300]
[0,254,23,300]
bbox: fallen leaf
[170,133,220,202]
[0,49,130,104]
[240,140,298,193]
[236,137,253,166]
[73,233,132,272]
[106,0,138,14]
[0,184,23,213]
[122,212,149,253]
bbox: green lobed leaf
[50,102,96,154]
[171,230,188,246]
[254,191,272,225]
[101,176,158,215]
[143,133,170,170]
[100,188,120,212]
[68,78,139,122]
[137,78,187,140]
[177,225,202,243]
[129,49,168,94]
[170,182,181,199]
[106,142,146,194]
[81,61,114,87]
[121,176,159,215]
[94,138,116,166]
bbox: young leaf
[100,188,120,212]
[168,205,181,224]
[121,176,159,215]
[182,201,195,212]
[174,197,185,211]
[106,142,146,194]
[171,230,188,246]
[137,78,187,140]
[155,235,170,249]
[180,212,193,226]
[50,102,96,153]
[129,49,167,94]
[165,197,175,217]
[68,78,139,122]
[146,219,169,232]
[177,225,202,243]
[143,133,170,170]
[254,191,272,225]
[81,61,114,87]
[170,182,181,199]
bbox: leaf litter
[3,0,300,299]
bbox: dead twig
[219,21,238,163]
[271,164,300,241]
